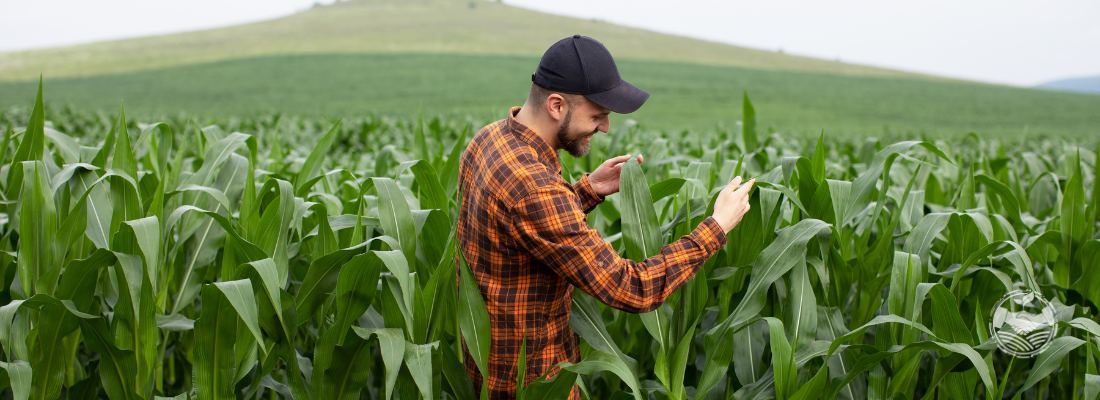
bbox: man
[457,35,754,400]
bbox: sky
[2,0,1097,86]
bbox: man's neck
[515,104,560,150]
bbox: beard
[556,109,596,158]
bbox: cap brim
[584,80,650,114]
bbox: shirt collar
[506,107,562,175]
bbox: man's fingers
[734,178,755,195]
[607,154,633,168]
[724,176,743,193]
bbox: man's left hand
[589,154,644,197]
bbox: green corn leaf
[818,306,862,400]
[733,319,768,387]
[119,217,161,296]
[193,285,240,400]
[111,105,139,181]
[26,293,102,400]
[524,368,579,400]
[321,331,374,400]
[441,124,468,198]
[762,317,796,400]
[619,158,661,261]
[561,351,642,400]
[404,341,439,400]
[334,252,383,344]
[212,279,265,353]
[648,177,686,203]
[1012,336,1084,399]
[1058,151,1087,288]
[902,213,952,267]
[19,162,56,297]
[440,335,478,400]
[185,132,250,187]
[43,127,80,165]
[668,325,695,400]
[457,248,491,379]
[416,208,452,271]
[786,255,817,349]
[9,77,45,169]
[887,251,922,321]
[293,235,398,325]
[74,168,113,250]
[277,326,315,400]
[927,284,973,345]
[516,330,527,400]
[294,119,341,196]
[109,252,157,395]
[0,361,31,400]
[311,252,383,392]
[639,304,670,355]
[351,327,405,399]
[78,317,140,400]
[1089,141,1100,226]
[975,173,1021,222]
[397,159,448,210]
[569,291,636,372]
[374,177,418,269]
[742,91,758,153]
[1085,374,1100,400]
[812,130,826,183]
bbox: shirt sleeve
[511,182,727,313]
[572,173,604,214]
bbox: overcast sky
[2,0,1097,86]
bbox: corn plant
[0,80,1097,400]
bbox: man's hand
[589,154,644,197]
[713,176,754,233]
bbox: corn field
[1,81,1099,400]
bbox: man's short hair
[527,83,583,113]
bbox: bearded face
[556,108,598,158]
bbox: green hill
[3,53,1098,136]
[0,0,933,82]
[1,0,1097,137]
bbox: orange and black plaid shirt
[456,107,728,399]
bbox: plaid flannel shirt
[457,107,728,399]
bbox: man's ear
[546,93,567,123]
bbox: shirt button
[598,261,604,267]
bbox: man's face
[556,97,611,158]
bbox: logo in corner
[988,289,1057,358]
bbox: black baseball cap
[532,35,650,114]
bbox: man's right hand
[713,176,754,233]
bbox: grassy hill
[1,0,1097,137]
[3,53,1098,137]
[0,0,933,82]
